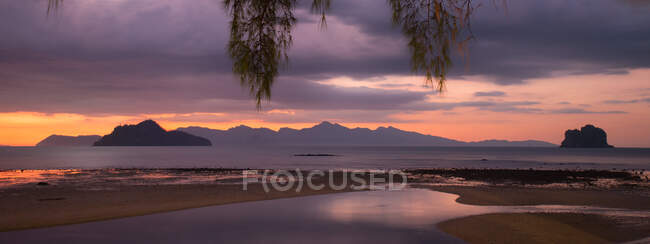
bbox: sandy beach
[422,185,650,243]
[424,185,650,210]
[1,168,649,243]
[0,182,359,232]
[438,213,650,244]
[1,169,384,231]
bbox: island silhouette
[36,135,101,147]
[561,124,613,148]
[93,120,212,146]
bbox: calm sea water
[0,146,648,170]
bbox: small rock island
[560,124,613,148]
[93,120,212,146]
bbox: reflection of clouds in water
[322,189,650,228]
[321,189,503,227]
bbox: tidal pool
[1,189,648,243]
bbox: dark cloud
[315,0,650,84]
[267,78,429,110]
[261,110,413,124]
[376,83,416,88]
[474,91,506,97]
[480,106,543,113]
[550,108,627,114]
[5,0,648,84]
[604,98,650,104]
[393,100,541,113]
[0,0,648,116]
[621,0,650,7]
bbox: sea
[0,146,648,170]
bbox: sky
[0,0,649,147]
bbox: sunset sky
[1,0,649,147]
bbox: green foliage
[389,0,475,92]
[224,0,298,109]
[311,0,331,30]
[47,0,63,16]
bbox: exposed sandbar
[438,213,650,244]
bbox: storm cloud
[0,0,648,116]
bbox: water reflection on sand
[324,189,650,228]
[323,190,504,228]
[1,188,648,244]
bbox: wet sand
[1,169,394,232]
[420,185,650,243]
[0,182,356,232]
[438,213,650,244]
[423,185,650,210]
[2,168,649,243]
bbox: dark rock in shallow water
[561,124,613,148]
[93,120,211,146]
[293,154,338,157]
[405,169,638,185]
[38,197,65,201]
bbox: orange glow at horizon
[0,69,649,147]
[1,110,648,147]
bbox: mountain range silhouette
[36,120,556,147]
[177,121,556,147]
